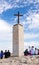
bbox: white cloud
[0,0,39,14]
[35,0,39,3]
[0,19,12,31]
[24,33,39,39]
[23,13,39,30]
[0,19,12,52]
[28,13,39,29]
[0,0,12,14]
[24,12,39,49]
[24,41,39,50]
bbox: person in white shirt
[28,46,31,55]
[34,48,38,55]
[30,46,35,55]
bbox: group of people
[24,46,39,56]
[0,50,11,59]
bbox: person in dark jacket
[38,49,39,55]
[1,50,4,59]
[4,50,8,58]
[24,49,29,56]
[7,50,11,58]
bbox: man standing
[30,46,35,55]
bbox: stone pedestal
[13,24,24,56]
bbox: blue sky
[0,0,39,52]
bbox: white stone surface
[13,24,24,56]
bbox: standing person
[7,50,11,58]
[4,50,8,58]
[30,46,35,55]
[0,52,1,58]
[24,49,29,56]
[28,46,31,55]
[38,49,39,55]
[34,48,38,55]
[1,50,4,59]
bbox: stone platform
[0,55,39,65]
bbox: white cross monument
[13,12,24,56]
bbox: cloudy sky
[0,0,39,52]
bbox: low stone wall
[0,55,39,65]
